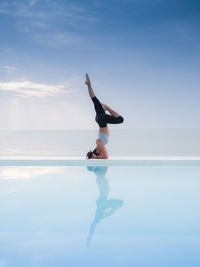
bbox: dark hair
[86,150,93,159]
[92,147,99,156]
[86,147,99,159]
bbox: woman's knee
[118,116,124,124]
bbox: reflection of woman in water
[85,74,124,159]
[87,166,124,247]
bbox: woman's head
[86,150,93,159]
[86,147,99,159]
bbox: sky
[0,0,199,130]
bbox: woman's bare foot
[85,73,91,85]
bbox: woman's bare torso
[99,126,109,135]
[95,139,108,159]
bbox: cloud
[34,32,82,47]
[0,261,6,267]
[0,79,75,97]
[0,0,93,27]
[0,166,66,180]
[2,65,17,73]
[0,0,98,48]
[30,0,37,6]
[0,8,10,15]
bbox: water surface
[0,163,200,266]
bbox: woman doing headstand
[85,74,124,159]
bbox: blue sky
[0,0,199,130]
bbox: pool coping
[0,157,200,166]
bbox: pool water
[0,163,200,266]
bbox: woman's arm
[96,154,108,159]
[96,140,108,159]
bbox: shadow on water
[86,166,124,248]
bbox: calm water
[0,163,200,266]
[0,130,200,157]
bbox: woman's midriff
[99,126,109,135]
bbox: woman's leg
[92,97,106,116]
[85,73,105,116]
[99,104,124,124]
[96,113,124,125]
[106,106,120,118]
[85,73,124,126]
[85,73,95,98]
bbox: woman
[85,73,124,159]
[86,166,124,247]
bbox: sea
[0,129,200,158]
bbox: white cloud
[0,8,10,15]
[30,0,37,6]
[0,80,75,97]
[0,1,88,24]
[0,0,97,30]
[2,65,17,73]
[0,261,6,267]
[0,166,66,180]
[0,0,97,48]
[34,32,82,47]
